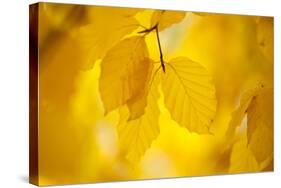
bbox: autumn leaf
[161,57,217,134]
[117,73,160,163]
[151,10,186,31]
[73,7,141,69]
[227,84,273,164]
[225,85,261,139]
[99,36,149,115]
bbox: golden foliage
[36,3,273,185]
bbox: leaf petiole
[155,25,165,73]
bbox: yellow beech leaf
[227,85,273,164]
[73,7,141,69]
[126,58,154,120]
[226,86,261,139]
[161,57,217,134]
[117,74,160,163]
[151,10,186,31]
[99,36,149,115]
[229,137,259,173]
[247,88,273,163]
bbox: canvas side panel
[29,3,39,186]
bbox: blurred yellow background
[34,3,273,186]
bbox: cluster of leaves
[78,8,273,167]
[39,3,273,173]
[87,10,217,163]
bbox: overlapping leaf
[117,73,160,163]
[99,36,149,115]
[161,57,217,134]
[226,86,261,139]
[227,85,273,165]
[126,58,154,120]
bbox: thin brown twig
[155,25,165,73]
[137,24,165,73]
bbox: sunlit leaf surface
[161,57,217,134]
